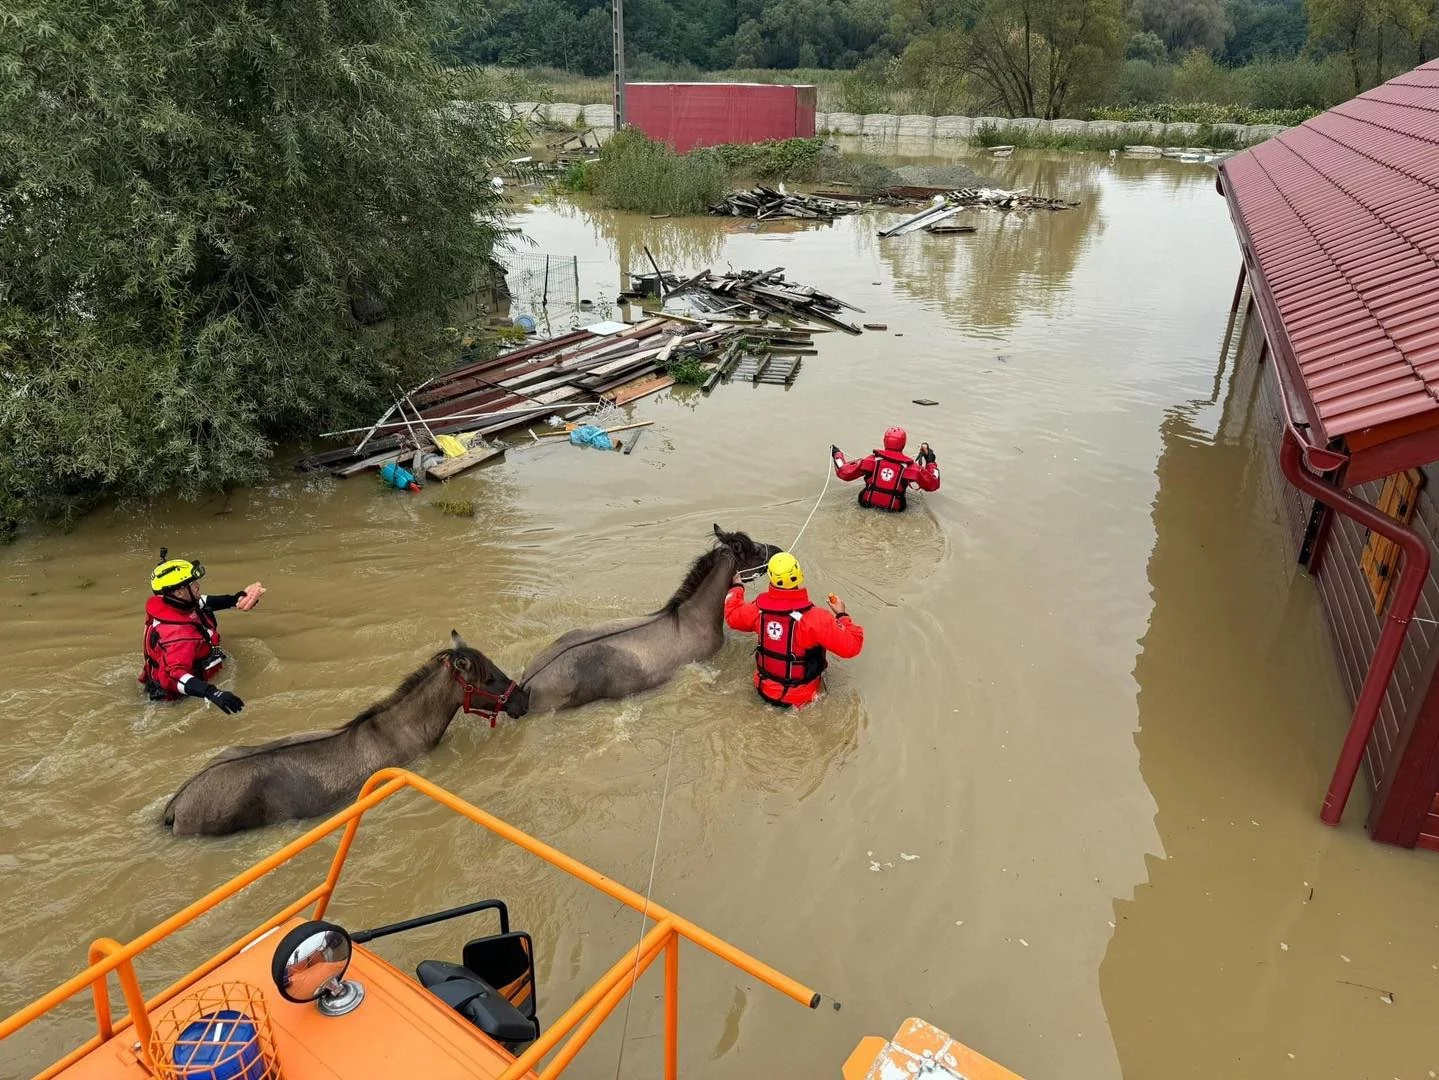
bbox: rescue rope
[613,731,678,1079]
[737,453,837,577]
[789,453,835,554]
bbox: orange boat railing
[0,768,821,1079]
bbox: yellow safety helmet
[768,552,804,590]
[151,554,204,593]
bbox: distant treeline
[446,0,1439,115]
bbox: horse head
[712,523,783,582]
[447,630,530,719]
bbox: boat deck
[57,919,531,1080]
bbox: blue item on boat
[170,1009,268,1080]
[568,424,614,450]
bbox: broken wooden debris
[301,274,856,479]
[913,398,939,406]
[925,222,977,235]
[624,267,865,335]
[710,186,861,222]
[879,188,1075,237]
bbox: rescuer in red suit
[139,550,265,712]
[724,551,864,708]
[832,426,940,512]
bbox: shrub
[591,130,728,215]
[701,138,827,181]
[665,355,709,386]
[1088,102,1317,125]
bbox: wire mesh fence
[500,251,582,335]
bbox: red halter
[445,658,517,728]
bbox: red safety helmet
[883,426,908,452]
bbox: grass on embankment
[972,122,1247,153]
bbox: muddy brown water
[4,148,1439,1079]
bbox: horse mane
[341,651,448,729]
[657,544,735,615]
[178,652,450,776]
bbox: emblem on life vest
[766,620,784,640]
[880,467,896,482]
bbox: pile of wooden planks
[710,187,861,222]
[626,267,866,335]
[297,280,860,481]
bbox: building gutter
[1280,430,1431,826]
[1218,167,1434,828]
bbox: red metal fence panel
[626,83,817,151]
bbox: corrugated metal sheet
[626,83,817,152]
[1219,59,1439,443]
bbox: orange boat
[1,768,1022,1080]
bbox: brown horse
[164,631,528,836]
[520,525,780,712]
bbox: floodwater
[4,146,1439,1080]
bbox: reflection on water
[1102,316,1439,1080]
[5,151,1439,1080]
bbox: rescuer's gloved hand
[208,689,245,714]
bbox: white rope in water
[612,732,678,1079]
[789,454,835,554]
[738,454,836,578]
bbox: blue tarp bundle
[568,425,614,450]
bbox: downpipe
[1279,430,1431,826]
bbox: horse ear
[713,523,724,538]
[450,629,469,651]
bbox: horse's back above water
[520,526,780,713]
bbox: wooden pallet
[730,354,768,382]
[425,444,505,481]
[728,353,802,386]
[758,356,801,385]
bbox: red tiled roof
[1219,59,1439,442]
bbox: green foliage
[577,134,824,213]
[0,0,523,527]
[590,131,728,214]
[1126,31,1170,63]
[1136,0,1230,55]
[1089,102,1320,123]
[899,0,1128,119]
[557,160,597,192]
[444,0,889,75]
[702,138,827,180]
[973,120,1248,150]
[431,498,477,517]
[665,354,710,385]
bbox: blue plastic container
[170,1009,268,1080]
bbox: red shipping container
[625,83,817,152]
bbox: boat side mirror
[463,931,538,1020]
[271,920,365,1016]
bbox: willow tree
[899,0,1125,119]
[0,0,524,526]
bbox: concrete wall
[500,103,1291,147]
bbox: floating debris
[879,188,1076,237]
[302,269,865,481]
[431,498,476,518]
[626,266,865,335]
[710,186,861,222]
